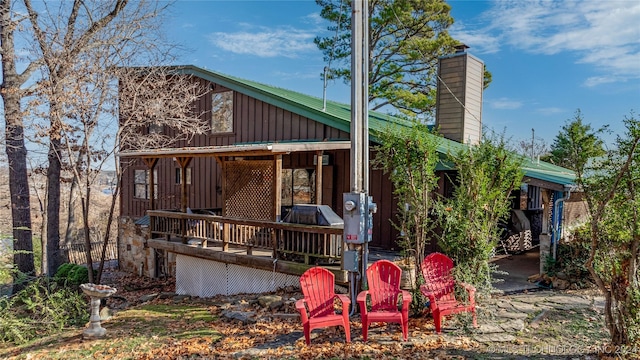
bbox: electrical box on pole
[343,193,377,244]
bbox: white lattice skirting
[175,255,301,297]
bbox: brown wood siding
[121,78,349,219]
[120,76,430,250]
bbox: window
[211,91,233,133]
[134,169,158,199]
[149,123,163,134]
[148,98,164,134]
[281,168,315,206]
[175,167,192,185]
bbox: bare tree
[1,0,39,287]
[22,0,208,282]
[23,0,136,277]
[517,133,549,161]
[59,63,209,282]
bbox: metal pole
[350,0,367,193]
[350,0,370,289]
[531,128,535,160]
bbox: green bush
[54,263,93,287]
[437,135,524,295]
[545,224,592,287]
[54,263,74,279]
[0,277,88,345]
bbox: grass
[0,303,222,360]
[0,279,622,360]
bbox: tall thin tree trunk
[64,176,79,246]
[1,0,35,292]
[46,136,63,275]
[81,195,94,284]
[96,171,121,283]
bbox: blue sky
[166,0,640,147]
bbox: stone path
[471,290,600,344]
[132,289,605,358]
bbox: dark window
[134,169,158,199]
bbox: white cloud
[450,23,500,54]
[451,0,640,83]
[536,107,565,115]
[271,70,318,80]
[488,97,522,110]
[302,12,325,26]
[209,27,317,58]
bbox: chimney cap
[454,44,470,53]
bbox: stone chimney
[435,44,484,145]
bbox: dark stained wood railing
[60,241,118,265]
[148,210,344,265]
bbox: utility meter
[343,192,377,244]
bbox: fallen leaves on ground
[0,269,617,360]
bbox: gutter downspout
[552,186,573,260]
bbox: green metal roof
[175,65,574,187]
[521,157,575,186]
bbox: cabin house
[117,50,575,296]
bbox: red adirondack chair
[296,267,351,345]
[357,260,412,341]
[420,252,477,333]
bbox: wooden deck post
[271,228,277,258]
[222,223,229,252]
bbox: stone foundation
[118,217,176,278]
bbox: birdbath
[80,283,117,339]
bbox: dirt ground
[0,270,634,360]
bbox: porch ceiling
[118,140,351,159]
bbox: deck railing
[148,210,344,265]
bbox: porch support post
[221,157,227,217]
[272,155,283,259]
[143,157,158,239]
[174,156,193,213]
[541,189,551,234]
[315,150,323,205]
[274,154,282,221]
[540,189,552,274]
[142,158,158,210]
[175,156,192,244]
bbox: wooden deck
[147,238,348,283]
[146,210,404,285]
